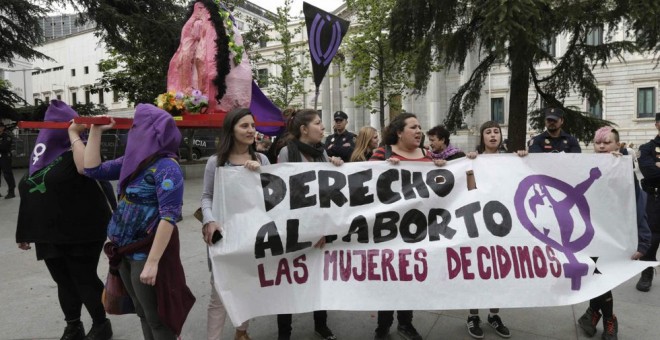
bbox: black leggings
[376,310,413,331]
[277,311,327,336]
[589,290,614,318]
[44,250,106,324]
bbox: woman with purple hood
[15,100,115,340]
[83,104,195,339]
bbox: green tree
[390,0,660,150]
[68,0,187,105]
[0,79,24,120]
[345,0,422,129]
[0,0,52,116]
[263,0,311,108]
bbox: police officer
[324,111,355,162]
[0,122,16,199]
[636,112,660,292]
[528,107,581,153]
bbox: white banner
[210,154,655,325]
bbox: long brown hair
[215,107,258,167]
[350,126,378,162]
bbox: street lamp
[1,67,43,105]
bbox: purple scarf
[118,104,181,190]
[29,100,78,175]
[430,143,462,160]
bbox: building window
[72,92,77,104]
[85,90,90,104]
[587,26,603,46]
[34,98,39,106]
[84,66,89,74]
[71,69,76,76]
[638,87,656,118]
[540,98,548,110]
[113,90,119,103]
[257,68,269,87]
[491,98,505,124]
[259,38,267,48]
[542,37,556,57]
[56,94,61,100]
[98,91,104,104]
[588,99,603,119]
[45,96,50,102]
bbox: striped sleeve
[369,147,387,161]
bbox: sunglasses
[334,119,344,122]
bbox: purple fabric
[430,143,462,160]
[249,81,285,136]
[119,104,181,190]
[29,100,78,175]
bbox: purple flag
[303,2,350,89]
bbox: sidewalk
[1,168,658,339]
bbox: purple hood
[30,100,78,175]
[119,104,181,190]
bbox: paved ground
[1,167,659,340]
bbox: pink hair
[594,126,613,144]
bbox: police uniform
[528,130,582,153]
[324,111,356,162]
[639,134,660,259]
[0,124,16,197]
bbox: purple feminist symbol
[309,13,342,66]
[514,167,602,290]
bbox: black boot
[61,321,85,340]
[4,188,15,199]
[636,267,654,292]
[85,318,112,340]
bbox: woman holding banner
[576,126,651,340]
[463,121,528,339]
[369,113,442,340]
[277,108,342,340]
[201,108,270,340]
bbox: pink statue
[167,1,252,113]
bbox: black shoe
[277,335,291,340]
[577,307,601,337]
[85,319,112,340]
[636,267,654,292]
[397,324,422,340]
[488,314,511,338]
[61,321,85,340]
[601,315,618,340]
[315,325,337,340]
[4,191,15,199]
[374,326,390,340]
[466,315,484,339]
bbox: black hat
[334,111,348,120]
[544,107,564,120]
[655,112,660,122]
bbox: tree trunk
[507,42,531,152]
